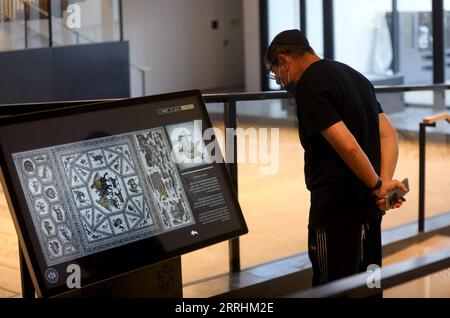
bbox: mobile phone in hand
[385,178,409,211]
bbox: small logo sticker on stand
[45,268,59,284]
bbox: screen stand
[19,244,35,299]
[57,256,183,298]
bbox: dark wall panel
[0,41,130,104]
[0,49,53,103]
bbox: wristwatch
[370,177,383,192]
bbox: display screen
[0,90,247,297]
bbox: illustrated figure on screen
[59,227,71,242]
[89,153,104,165]
[136,133,156,168]
[90,172,124,211]
[170,199,187,225]
[127,178,140,193]
[73,190,87,205]
[171,128,203,164]
[53,207,64,222]
[36,201,46,214]
[133,129,194,229]
[49,241,61,255]
[23,160,34,173]
[113,218,126,231]
[162,209,171,227]
[31,180,39,193]
[44,221,53,236]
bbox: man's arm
[321,121,379,188]
[379,113,399,181]
[321,121,407,199]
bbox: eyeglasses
[266,59,278,81]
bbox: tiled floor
[1,113,450,298]
[0,192,20,298]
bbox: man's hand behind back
[373,179,408,211]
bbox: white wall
[122,0,244,97]
[243,0,261,92]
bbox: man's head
[265,29,319,91]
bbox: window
[397,0,433,84]
[334,0,394,84]
[444,0,450,83]
[306,0,323,57]
[267,0,301,90]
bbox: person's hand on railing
[372,179,408,211]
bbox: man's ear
[278,53,290,66]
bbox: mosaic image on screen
[13,127,195,266]
[165,120,211,171]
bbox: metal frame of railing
[419,113,450,232]
[3,84,450,297]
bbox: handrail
[418,112,450,233]
[129,62,151,72]
[290,246,450,298]
[203,84,450,104]
[203,91,292,103]
[423,113,450,125]
[0,84,448,106]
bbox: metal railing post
[418,113,450,233]
[47,0,52,47]
[224,100,240,273]
[119,0,124,42]
[140,69,146,97]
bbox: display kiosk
[0,90,247,298]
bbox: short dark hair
[264,29,315,65]
[265,45,315,65]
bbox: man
[265,29,407,286]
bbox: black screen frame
[0,90,247,297]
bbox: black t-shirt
[295,59,383,229]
